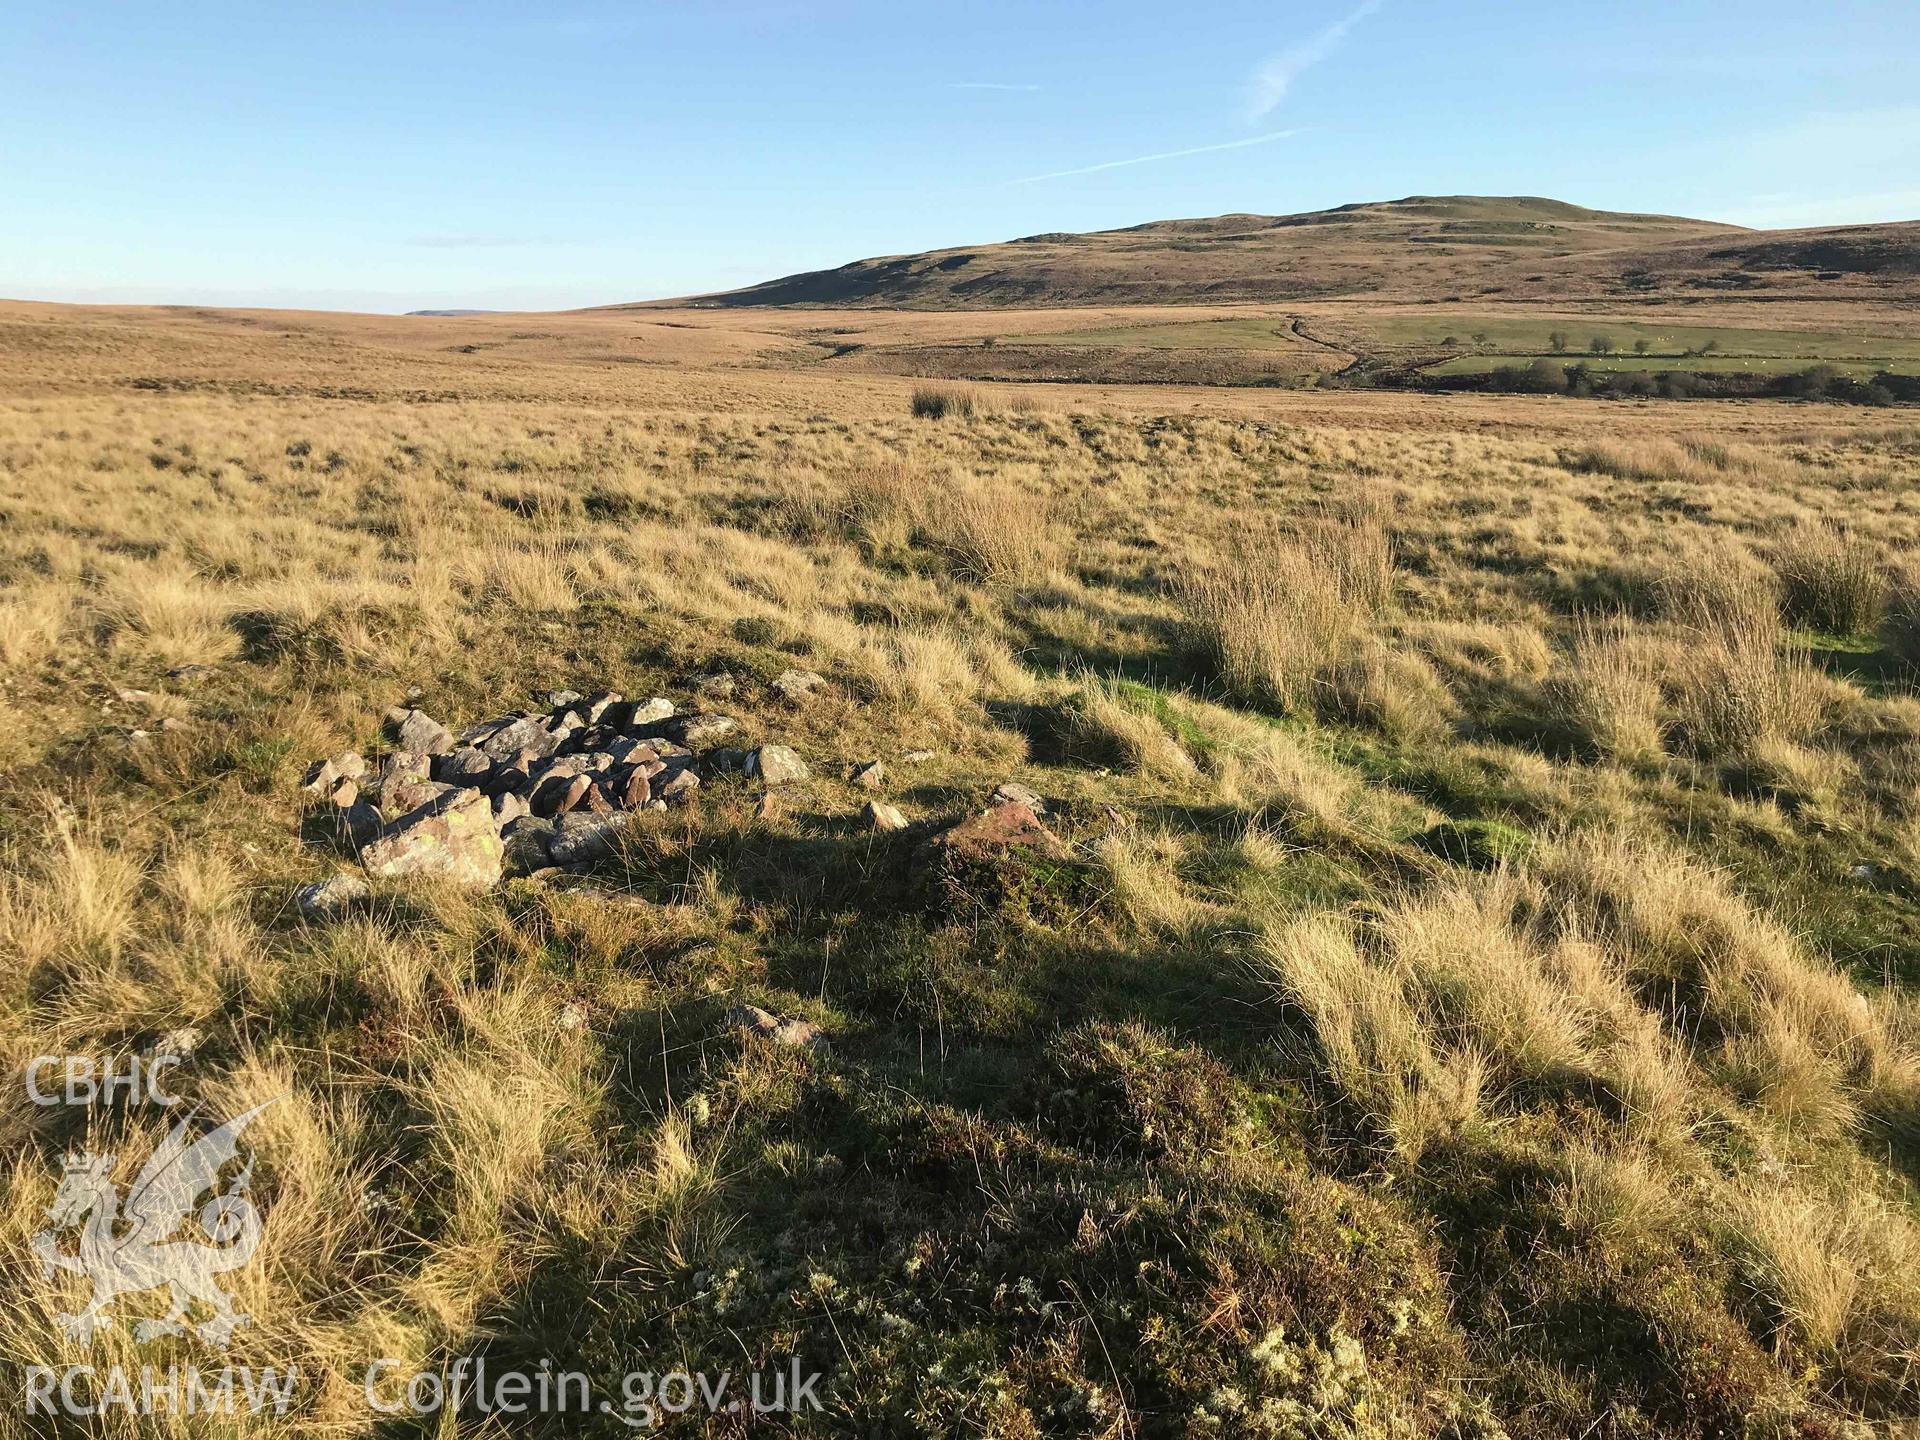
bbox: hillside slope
[655,195,1920,309]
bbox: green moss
[1415,818,1535,869]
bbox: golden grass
[5,301,1920,1432]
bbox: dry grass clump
[1541,831,1901,1139]
[1176,515,1395,715]
[1570,435,1794,487]
[910,383,979,420]
[918,478,1060,584]
[1661,546,1825,758]
[1262,913,1488,1161]
[1547,615,1666,762]
[1717,1183,1918,1371]
[1061,672,1200,782]
[1772,520,1884,635]
[1881,556,1920,669]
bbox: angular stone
[376,773,455,820]
[614,767,652,809]
[692,673,736,700]
[583,691,623,724]
[476,715,558,761]
[361,790,503,887]
[492,791,531,826]
[771,668,827,705]
[503,816,556,876]
[547,689,585,710]
[432,746,494,785]
[658,768,702,806]
[666,713,737,747]
[726,1003,824,1050]
[332,801,384,851]
[628,696,675,727]
[548,811,630,866]
[992,781,1047,817]
[754,792,781,822]
[850,760,885,790]
[923,801,1064,867]
[296,872,371,920]
[748,745,809,785]
[385,707,454,755]
[707,746,749,774]
[865,800,908,833]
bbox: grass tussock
[909,383,979,420]
[1176,515,1396,715]
[1773,520,1885,635]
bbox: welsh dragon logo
[31,1100,277,1347]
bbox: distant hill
[641,196,1920,309]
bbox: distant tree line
[1379,359,1918,406]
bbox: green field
[1355,314,1920,363]
[1045,317,1320,351]
[1044,313,1920,377]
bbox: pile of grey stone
[299,688,812,905]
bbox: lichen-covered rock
[628,696,675,726]
[748,745,809,785]
[361,790,503,887]
[547,811,630,866]
[296,872,371,920]
[666,713,737,747]
[771,668,827,705]
[991,781,1048,817]
[850,760,885,790]
[503,816,556,876]
[385,707,454,755]
[726,1003,825,1049]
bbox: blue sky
[3,1,1916,312]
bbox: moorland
[5,195,1920,1436]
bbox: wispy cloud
[947,81,1042,92]
[1244,0,1381,121]
[1011,129,1300,185]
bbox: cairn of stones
[300,686,815,895]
